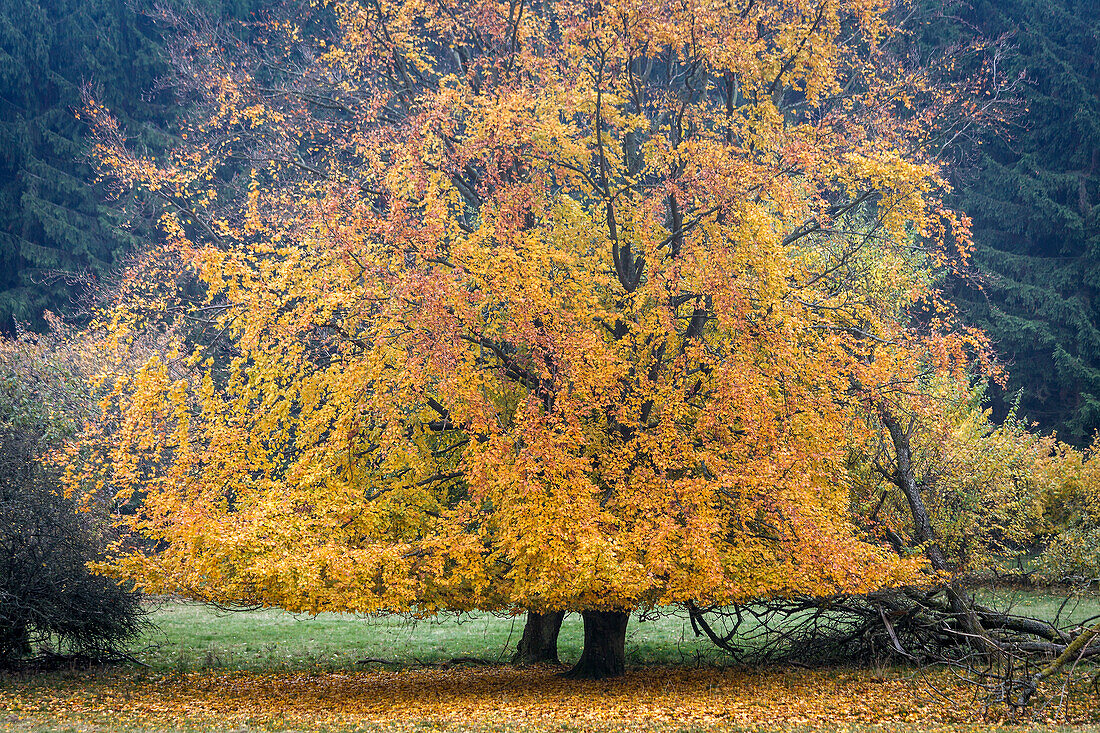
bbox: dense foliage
[0,0,1089,693]
[3,0,1097,438]
[68,0,1034,680]
[3,0,1097,448]
[944,0,1100,444]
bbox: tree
[688,390,1100,710]
[1035,437,1100,584]
[75,0,990,678]
[856,383,1051,576]
[0,322,144,667]
[0,0,269,335]
[940,0,1100,445]
[0,0,164,332]
[512,610,566,666]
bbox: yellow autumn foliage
[69,0,998,616]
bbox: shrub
[0,324,143,666]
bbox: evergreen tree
[0,0,261,334]
[0,0,164,331]
[947,0,1100,445]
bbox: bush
[0,324,143,666]
[1036,440,1100,587]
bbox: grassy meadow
[2,590,1098,733]
[135,601,721,672]
[134,589,1100,672]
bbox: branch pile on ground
[689,588,1099,711]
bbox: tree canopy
[70,0,1016,675]
[4,0,1097,455]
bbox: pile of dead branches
[688,586,1099,712]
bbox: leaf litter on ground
[2,665,1098,732]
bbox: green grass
[972,588,1100,628]
[134,602,726,672]
[134,588,1100,673]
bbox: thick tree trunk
[512,610,565,665]
[564,610,629,679]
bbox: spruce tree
[946,0,1100,445]
[0,0,164,331]
[0,0,261,333]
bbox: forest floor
[1,592,1098,733]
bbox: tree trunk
[512,610,565,665]
[880,409,998,657]
[564,610,629,679]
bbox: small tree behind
[0,326,143,667]
[512,611,566,666]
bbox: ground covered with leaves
[3,601,1098,732]
[2,664,1099,733]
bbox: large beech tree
[74,0,995,678]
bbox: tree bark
[1017,622,1100,708]
[512,610,565,665]
[564,610,629,679]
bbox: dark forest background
[1,0,1097,444]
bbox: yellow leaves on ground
[3,666,1095,731]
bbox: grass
[137,590,1100,674]
[135,602,725,672]
[972,588,1100,628]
